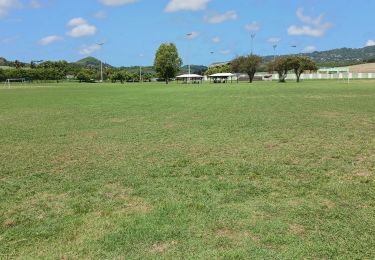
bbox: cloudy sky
[0,0,374,66]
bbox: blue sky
[0,0,374,66]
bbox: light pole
[272,44,278,75]
[139,54,144,83]
[186,32,193,75]
[251,34,256,55]
[96,42,105,82]
[273,44,278,61]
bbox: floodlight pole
[186,33,193,75]
[139,54,144,83]
[272,44,278,76]
[273,44,277,61]
[251,34,256,55]
[96,43,105,82]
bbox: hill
[74,57,113,69]
[262,45,375,67]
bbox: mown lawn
[0,81,374,259]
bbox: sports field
[1,81,374,259]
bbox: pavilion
[208,73,237,83]
[176,74,204,84]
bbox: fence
[270,73,375,81]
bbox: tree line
[1,43,318,84]
[153,43,318,84]
[0,60,157,83]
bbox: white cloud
[245,21,260,32]
[212,36,220,43]
[220,49,232,55]
[79,44,102,55]
[204,10,237,24]
[365,40,375,47]
[288,8,332,37]
[38,35,63,45]
[268,37,281,44]
[94,10,107,19]
[67,17,87,27]
[99,0,137,6]
[165,0,210,12]
[0,0,21,18]
[186,31,199,40]
[66,17,97,37]
[303,45,317,53]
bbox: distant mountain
[181,65,208,75]
[262,45,375,67]
[74,57,113,69]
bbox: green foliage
[76,69,96,83]
[231,55,262,83]
[268,57,291,82]
[154,43,182,84]
[205,64,232,76]
[288,56,318,82]
[268,56,318,83]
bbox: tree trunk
[165,78,169,84]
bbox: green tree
[231,55,262,83]
[154,43,182,84]
[288,56,318,82]
[77,69,95,83]
[268,57,291,83]
[204,64,232,76]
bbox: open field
[1,81,375,259]
[347,63,375,73]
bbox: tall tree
[288,56,318,82]
[154,43,182,84]
[231,55,262,83]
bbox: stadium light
[96,42,105,82]
[139,54,144,83]
[251,34,256,55]
[186,32,193,75]
[273,44,278,60]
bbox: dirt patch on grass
[3,219,16,228]
[50,143,125,173]
[110,118,128,124]
[149,241,177,254]
[215,228,260,242]
[103,183,153,215]
[317,111,343,119]
[355,170,372,177]
[2,192,71,228]
[288,224,306,236]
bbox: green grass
[1,81,374,259]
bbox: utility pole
[96,42,105,82]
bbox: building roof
[208,73,235,77]
[176,74,204,79]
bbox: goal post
[4,78,29,88]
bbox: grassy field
[1,81,374,259]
